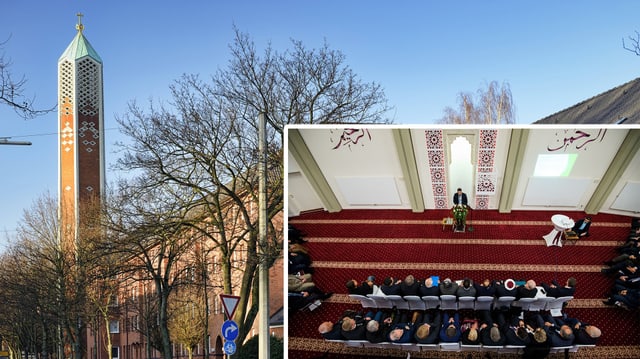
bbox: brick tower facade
[58,14,104,249]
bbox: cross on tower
[76,13,84,32]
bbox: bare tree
[111,28,390,356]
[439,81,515,124]
[1,38,54,119]
[214,27,392,135]
[623,30,640,56]
[168,287,207,359]
[102,183,202,359]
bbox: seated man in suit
[365,311,393,343]
[562,317,601,345]
[387,311,421,343]
[572,216,592,237]
[439,312,462,343]
[439,278,459,295]
[419,276,441,297]
[340,313,368,340]
[318,320,344,340]
[345,278,375,296]
[516,279,538,299]
[400,274,421,296]
[537,313,575,347]
[414,311,442,344]
[456,278,477,298]
[380,277,402,295]
[540,277,576,297]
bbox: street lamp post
[0,137,32,145]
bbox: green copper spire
[59,13,102,63]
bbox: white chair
[460,344,482,351]
[439,295,458,310]
[391,342,419,351]
[386,295,410,310]
[514,297,536,311]
[404,295,426,310]
[348,294,376,308]
[475,296,494,311]
[344,340,368,348]
[495,296,516,310]
[547,296,573,317]
[417,343,438,351]
[549,346,573,355]
[502,345,526,354]
[367,294,393,309]
[458,296,475,310]
[439,342,460,351]
[482,344,503,353]
[529,296,554,312]
[422,295,441,310]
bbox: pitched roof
[59,30,102,63]
[535,77,640,124]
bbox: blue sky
[1,1,640,244]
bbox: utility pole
[258,112,270,358]
[0,137,32,145]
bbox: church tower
[58,14,104,249]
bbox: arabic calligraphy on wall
[547,129,607,152]
[329,128,372,150]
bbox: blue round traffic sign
[221,320,239,341]
[223,341,236,355]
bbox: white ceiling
[286,126,640,218]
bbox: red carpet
[288,209,640,358]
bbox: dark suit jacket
[453,192,468,206]
[341,318,367,340]
[380,283,401,295]
[419,284,441,297]
[400,281,420,296]
[415,312,441,344]
[541,282,575,297]
[573,219,591,235]
[348,282,374,296]
[321,321,344,340]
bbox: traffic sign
[223,341,236,355]
[219,294,241,320]
[221,320,239,341]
